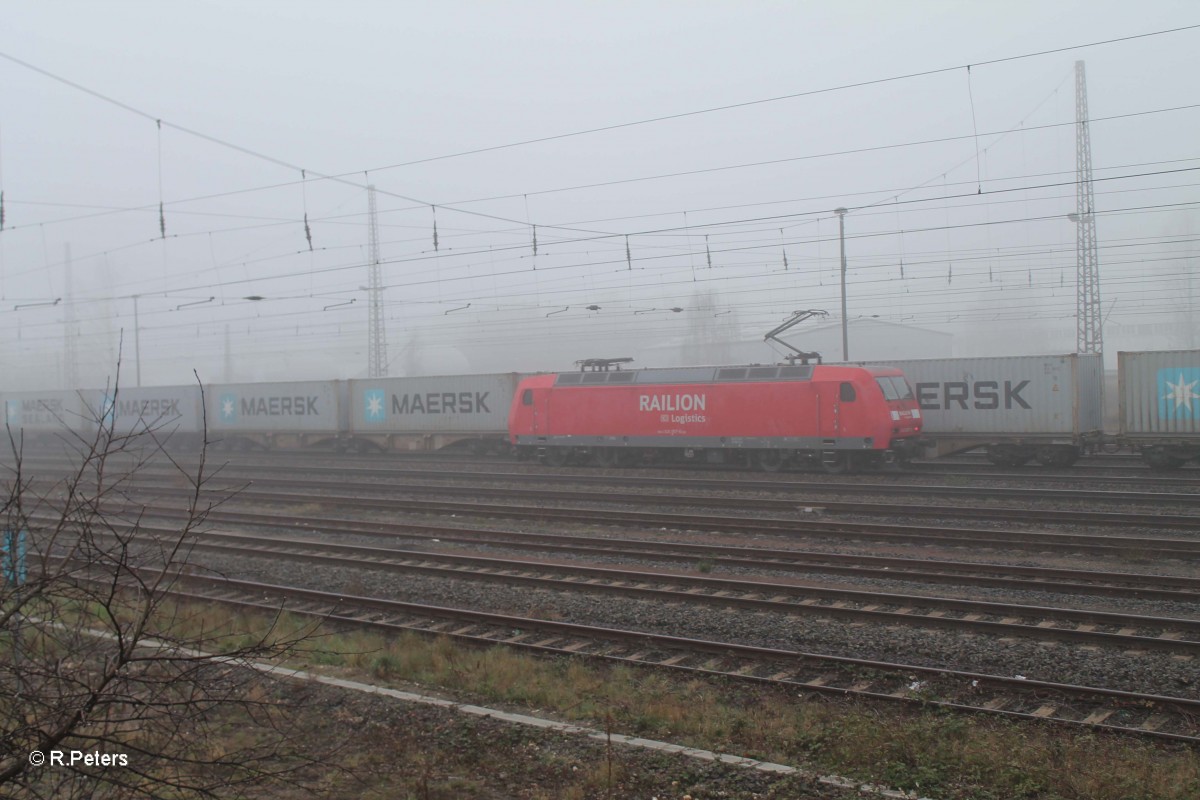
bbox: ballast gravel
[197,550,1200,700]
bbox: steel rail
[122,504,1200,602]
[149,571,1200,744]
[145,485,1200,557]
[134,528,1200,654]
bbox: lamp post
[835,207,849,361]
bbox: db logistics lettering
[240,396,319,415]
[639,394,707,412]
[915,380,1031,410]
[392,391,491,414]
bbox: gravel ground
[195,544,1200,700]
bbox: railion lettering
[639,394,707,412]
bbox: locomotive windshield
[875,376,913,401]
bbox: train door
[519,387,541,436]
[818,381,856,441]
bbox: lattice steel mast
[1074,60,1103,355]
[63,243,79,388]
[366,185,388,378]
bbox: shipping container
[848,354,1104,464]
[84,385,205,437]
[347,373,519,452]
[206,380,345,450]
[4,390,96,434]
[1118,349,1200,468]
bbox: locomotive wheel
[755,450,787,472]
[819,451,849,474]
[541,448,570,467]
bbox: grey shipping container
[848,354,1104,461]
[1118,350,1200,468]
[84,385,205,436]
[4,390,95,434]
[347,373,519,451]
[1119,349,1200,437]
[206,381,345,440]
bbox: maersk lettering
[239,396,319,415]
[113,398,180,418]
[915,380,1031,411]
[392,391,491,415]
[639,394,706,412]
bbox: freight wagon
[508,362,922,472]
[3,385,205,452]
[847,354,1104,466]
[344,373,519,453]
[1118,349,1200,469]
[4,390,96,444]
[205,380,346,451]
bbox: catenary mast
[1074,60,1102,356]
[367,185,388,378]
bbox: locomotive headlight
[890,410,900,421]
[911,409,921,419]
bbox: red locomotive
[508,360,923,472]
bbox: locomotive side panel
[539,381,823,442]
[510,364,919,456]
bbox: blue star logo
[1158,368,1200,419]
[101,394,116,426]
[364,389,386,423]
[219,394,238,422]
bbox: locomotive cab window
[875,378,899,400]
[839,382,857,402]
[521,388,533,405]
[890,377,914,400]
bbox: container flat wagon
[347,373,520,453]
[3,390,96,444]
[1118,349,1200,469]
[205,380,346,451]
[848,354,1104,466]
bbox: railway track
[49,470,1200,533]
[137,462,1200,504]
[87,523,1200,655]
[11,450,1200,492]
[134,504,1200,603]
[118,484,1200,557]
[149,570,1200,744]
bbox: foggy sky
[1,1,1198,388]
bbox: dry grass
[162,602,1200,800]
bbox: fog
[1,1,1198,389]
